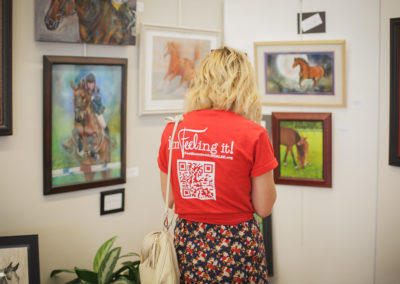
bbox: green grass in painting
[279,120,324,180]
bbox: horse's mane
[294,57,308,65]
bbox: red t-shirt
[158,109,278,225]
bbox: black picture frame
[100,188,125,215]
[43,56,127,194]
[0,0,12,136]
[0,235,40,283]
[389,18,400,166]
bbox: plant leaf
[50,269,75,277]
[98,247,121,284]
[93,236,117,272]
[75,268,97,284]
[119,252,140,259]
[65,278,84,284]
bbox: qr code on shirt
[177,159,216,200]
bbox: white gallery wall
[1,0,399,283]
[225,0,381,284]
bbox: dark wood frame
[43,56,127,195]
[389,18,400,166]
[0,235,40,283]
[100,188,125,215]
[0,0,12,135]
[261,215,274,276]
[272,112,332,187]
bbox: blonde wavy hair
[184,46,262,123]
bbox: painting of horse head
[0,262,20,284]
[36,0,137,45]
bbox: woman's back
[158,109,276,225]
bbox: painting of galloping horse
[254,41,346,107]
[43,56,127,195]
[35,0,136,45]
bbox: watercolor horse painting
[35,0,136,45]
[151,37,210,100]
[265,52,334,95]
[279,120,323,180]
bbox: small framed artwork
[100,188,125,215]
[35,0,136,45]
[0,235,40,284]
[43,56,127,195]
[389,18,400,166]
[0,0,12,136]
[272,112,332,187]
[139,24,220,115]
[254,40,346,107]
[254,214,274,276]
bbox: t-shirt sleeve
[251,129,278,177]
[157,125,170,174]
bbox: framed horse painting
[271,112,332,187]
[254,41,346,107]
[43,56,127,195]
[389,18,400,166]
[0,235,40,284]
[0,0,12,136]
[138,24,220,115]
[35,0,136,45]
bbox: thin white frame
[139,24,220,115]
[254,40,346,107]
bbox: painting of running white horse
[254,40,346,107]
[272,112,332,188]
[139,24,220,115]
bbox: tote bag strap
[163,115,183,230]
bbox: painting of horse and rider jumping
[254,41,346,107]
[139,24,220,114]
[0,235,40,284]
[35,0,136,45]
[272,112,332,188]
[43,56,127,195]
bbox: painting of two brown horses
[35,0,136,45]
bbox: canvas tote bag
[139,115,182,284]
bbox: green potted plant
[50,236,140,284]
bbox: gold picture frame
[254,40,346,107]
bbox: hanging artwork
[254,40,346,107]
[0,0,12,136]
[389,18,400,166]
[139,24,220,115]
[272,112,332,187]
[35,0,136,45]
[0,235,40,284]
[43,56,127,195]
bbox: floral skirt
[174,217,269,283]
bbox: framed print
[0,235,40,284]
[139,24,220,115]
[389,18,400,166]
[43,56,127,195]
[100,188,125,215]
[272,112,332,187]
[254,40,346,107]
[35,0,136,45]
[0,0,12,135]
